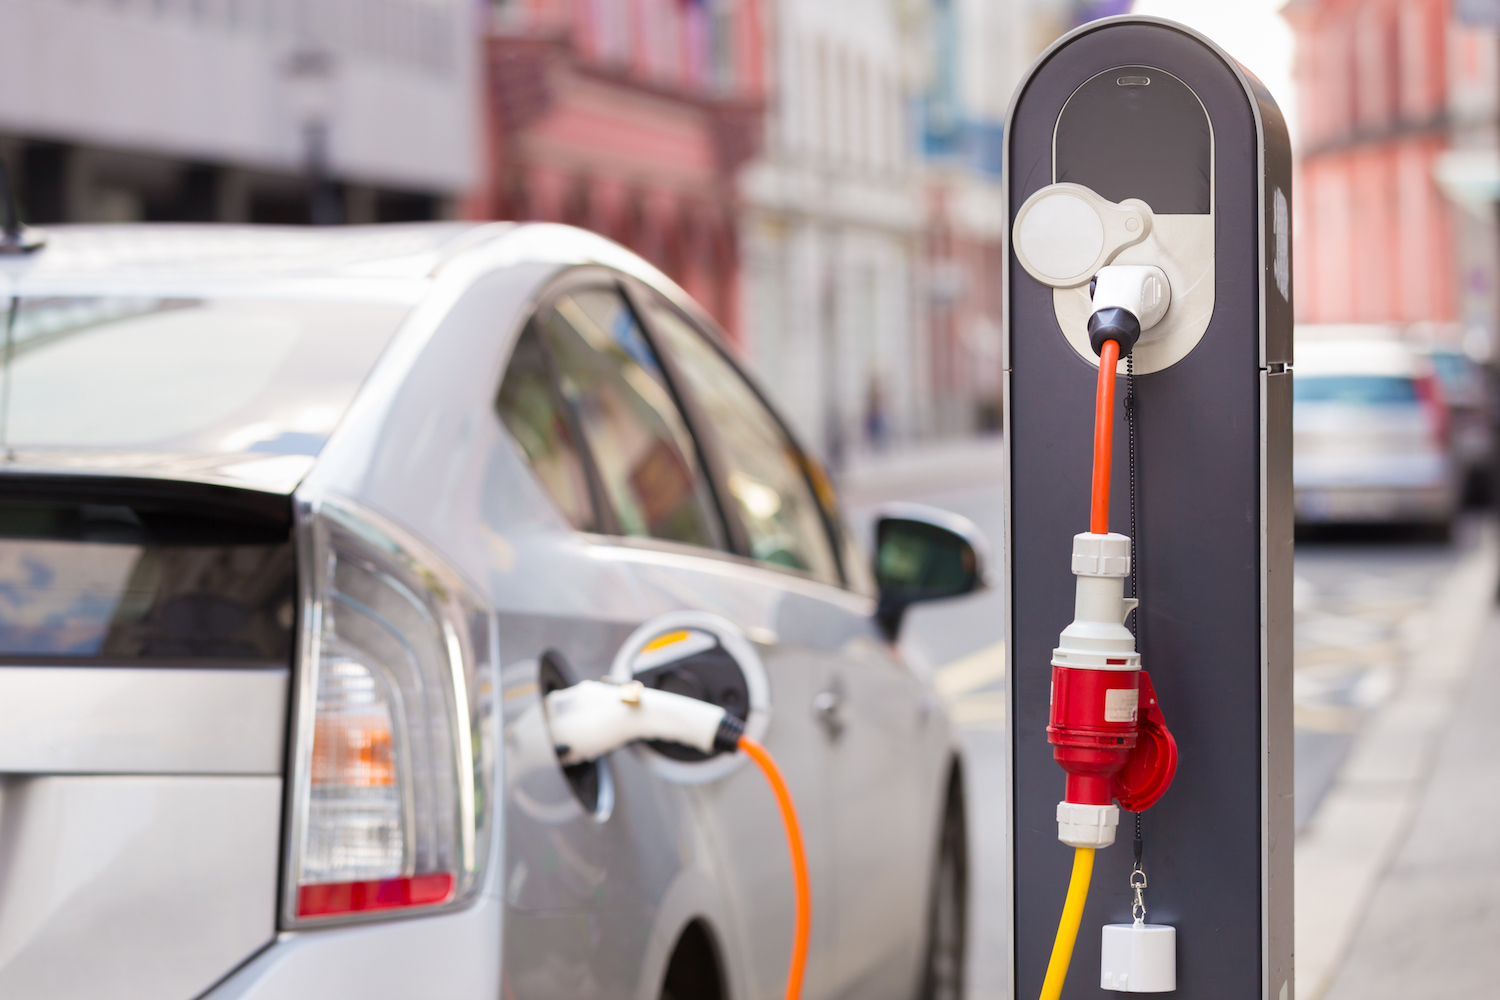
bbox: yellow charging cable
[1039,847,1095,1000]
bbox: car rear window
[1294,375,1417,405]
[0,297,407,457]
[0,495,294,663]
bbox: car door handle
[813,689,843,739]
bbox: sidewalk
[1295,523,1500,998]
[1321,608,1500,997]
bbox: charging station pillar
[1004,17,1293,999]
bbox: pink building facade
[476,0,767,336]
[1286,0,1459,326]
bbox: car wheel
[918,769,966,1000]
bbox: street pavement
[1300,517,1499,1000]
[1321,609,1500,999]
[841,438,1498,1000]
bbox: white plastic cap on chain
[1101,922,1176,993]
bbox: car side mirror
[872,502,990,639]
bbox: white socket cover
[1012,184,1216,375]
[1012,183,1153,288]
[1101,923,1176,993]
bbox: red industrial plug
[1047,339,1177,848]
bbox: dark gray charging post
[1004,17,1294,1000]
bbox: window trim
[616,279,753,561]
[507,267,733,552]
[493,265,862,595]
[498,296,616,536]
[622,280,854,590]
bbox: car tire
[918,769,967,1000]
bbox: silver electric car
[0,223,979,1000]
[1293,337,1459,532]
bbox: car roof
[1296,338,1424,378]
[0,221,702,304]
[0,222,709,494]
[0,222,505,302]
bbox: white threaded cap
[1072,532,1131,578]
[1057,801,1121,848]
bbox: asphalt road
[842,441,1484,1000]
[1292,519,1481,831]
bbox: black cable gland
[1088,307,1141,358]
[713,713,746,754]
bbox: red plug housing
[1049,667,1176,811]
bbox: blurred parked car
[1424,345,1495,503]
[1294,338,1459,533]
[0,224,977,1000]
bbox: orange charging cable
[739,735,810,1000]
[1090,338,1121,534]
[1042,335,1121,1000]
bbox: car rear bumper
[203,893,501,1000]
[1294,484,1456,524]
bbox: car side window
[496,324,597,531]
[644,303,842,585]
[538,288,725,550]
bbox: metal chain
[1126,357,1149,927]
[1131,810,1147,924]
[1125,353,1139,634]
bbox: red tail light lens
[296,873,455,917]
[1414,373,1450,448]
[286,496,495,926]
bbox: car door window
[496,324,598,531]
[539,288,725,550]
[644,303,841,585]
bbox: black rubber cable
[1125,353,1139,635]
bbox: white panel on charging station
[1101,922,1176,993]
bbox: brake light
[1414,373,1449,448]
[286,496,495,926]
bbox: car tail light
[1415,373,1450,448]
[285,496,495,926]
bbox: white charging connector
[544,679,743,765]
[1087,265,1172,359]
[1092,265,1170,332]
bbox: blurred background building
[737,0,923,465]
[1285,0,1500,359]
[478,0,766,337]
[0,0,478,224]
[739,0,1102,464]
[13,0,1500,460]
